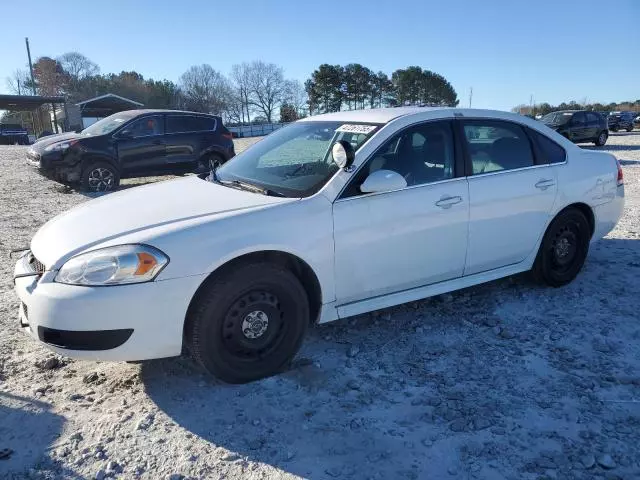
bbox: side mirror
[360,169,407,194]
[117,129,133,139]
[331,140,355,169]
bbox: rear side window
[586,112,601,125]
[166,115,216,134]
[529,129,566,164]
[462,120,534,175]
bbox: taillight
[221,132,233,140]
[616,159,624,186]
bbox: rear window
[529,129,566,164]
[166,115,216,134]
[1,124,24,131]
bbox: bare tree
[6,69,31,95]
[179,64,231,114]
[230,63,252,124]
[247,61,286,123]
[283,79,307,117]
[225,92,245,124]
[58,52,99,80]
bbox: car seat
[491,137,531,171]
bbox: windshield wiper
[220,179,286,197]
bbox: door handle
[535,179,555,190]
[435,195,462,209]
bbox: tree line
[304,64,459,114]
[512,99,640,117]
[6,53,306,124]
[5,52,459,124]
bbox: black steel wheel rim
[221,290,287,361]
[550,223,580,272]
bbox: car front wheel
[81,161,120,192]
[595,131,608,146]
[532,208,590,287]
[186,262,309,383]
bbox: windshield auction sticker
[336,124,377,134]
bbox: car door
[333,120,469,305]
[165,115,215,170]
[569,112,588,142]
[115,114,166,175]
[460,119,557,275]
[586,112,600,139]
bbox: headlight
[55,245,169,286]
[44,140,78,152]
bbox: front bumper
[26,149,82,182]
[14,254,207,361]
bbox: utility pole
[530,94,535,116]
[25,37,36,95]
[468,87,473,108]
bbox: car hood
[32,132,84,151]
[31,176,295,269]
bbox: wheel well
[82,156,120,173]
[185,250,323,330]
[559,203,595,238]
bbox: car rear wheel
[595,131,608,146]
[186,262,309,383]
[610,126,619,132]
[196,153,224,174]
[626,126,633,132]
[532,208,590,287]
[81,161,120,192]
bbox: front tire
[532,208,590,287]
[186,262,309,383]
[81,161,120,192]
[626,126,633,132]
[595,131,608,146]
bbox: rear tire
[626,126,633,132]
[532,208,590,287]
[594,131,608,146]
[186,262,309,384]
[197,153,224,174]
[611,126,619,132]
[81,161,120,192]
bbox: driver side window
[341,120,455,198]
[122,115,164,138]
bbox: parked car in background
[14,107,624,383]
[634,115,640,127]
[0,123,29,145]
[26,110,235,192]
[607,112,635,132]
[540,110,609,146]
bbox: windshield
[81,111,139,136]
[541,112,573,125]
[214,121,380,197]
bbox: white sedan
[14,107,624,383]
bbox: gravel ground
[1,133,639,480]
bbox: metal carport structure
[0,94,67,136]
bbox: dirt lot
[1,133,639,480]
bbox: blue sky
[1,0,638,111]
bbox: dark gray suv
[540,110,609,146]
[27,110,235,192]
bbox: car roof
[124,109,219,118]
[300,106,446,124]
[300,106,560,126]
